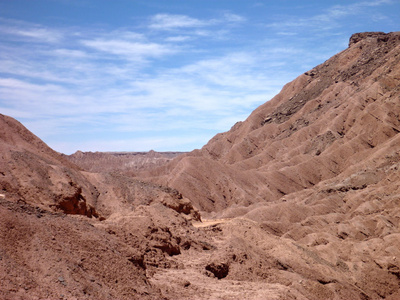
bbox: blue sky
[0,0,399,154]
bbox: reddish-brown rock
[142,31,400,215]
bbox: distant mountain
[66,150,186,174]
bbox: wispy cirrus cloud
[81,38,177,61]
[149,14,209,30]
[313,0,394,22]
[12,27,62,43]
[267,0,397,32]
[164,35,191,42]
[0,19,63,43]
[223,12,246,23]
[51,48,88,59]
[149,12,245,31]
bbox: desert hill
[0,114,200,299]
[0,113,101,218]
[139,31,400,298]
[1,31,400,299]
[141,31,400,214]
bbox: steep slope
[0,114,201,299]
[0,114,101,217]
[136,31,400,300]
[143,31,400,213]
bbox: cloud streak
[267,0,397,32]
[0,24,63,43]
[81,38,177,61]
[149,14,210,29]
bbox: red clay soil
[2,31,400,299]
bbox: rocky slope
[2,31,400,299]
[142,31,400,214]
[136,31,400,299]
[0,114,200,299]
[0,114,101,218]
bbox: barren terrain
[66,151,185,175]
[1,31,400,299]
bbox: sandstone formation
[1,31,400,299]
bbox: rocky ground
[1,31,400,299]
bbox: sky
[0,0,399,154]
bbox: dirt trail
[192,218,232,228]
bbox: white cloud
[311,0,396,26]
[0,78,64,95]
[0,20,63,43]
[371,13,389,21]
[266,0,396,32]
[149,12,245,31]
[81,38,177,61]
[165,35,191,42]
[149,14,209,30]
[223,13,246,23]
[110,30,145,41]
[14,27,62,43]
[364,0,394,6]
[52,48,88,58]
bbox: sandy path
[192,218,232,228]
